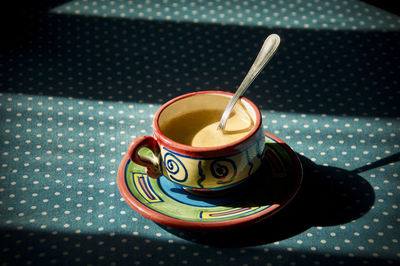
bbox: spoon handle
[217,34,280,132]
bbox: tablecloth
[1,0,399,265]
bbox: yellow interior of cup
[157,93,257,145]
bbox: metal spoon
[217,34,280,132]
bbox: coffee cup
[127,91,265,194]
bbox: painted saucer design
[117,132,303,231]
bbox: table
[1,0,399,265]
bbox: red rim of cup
[152,90,263,157]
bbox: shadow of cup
[298,155,375,226]
[160,154,376,247]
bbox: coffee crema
[161,109,254,147]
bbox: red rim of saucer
[153,90,263,157]
[117,131,303,231]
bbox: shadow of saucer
[160,154,378,247]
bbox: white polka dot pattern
[1,0,399,265]
[51,0,400,30]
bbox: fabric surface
[1,0,399,265]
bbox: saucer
[117,132,303,231]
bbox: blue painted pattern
[210,158,237,183]
[163,152,188,182]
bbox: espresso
[161,109,254,147]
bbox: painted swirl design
[210,159,237,184]
[163,152,188,182]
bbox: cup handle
[127,136,162,178]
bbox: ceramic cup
[127,91,265,194]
